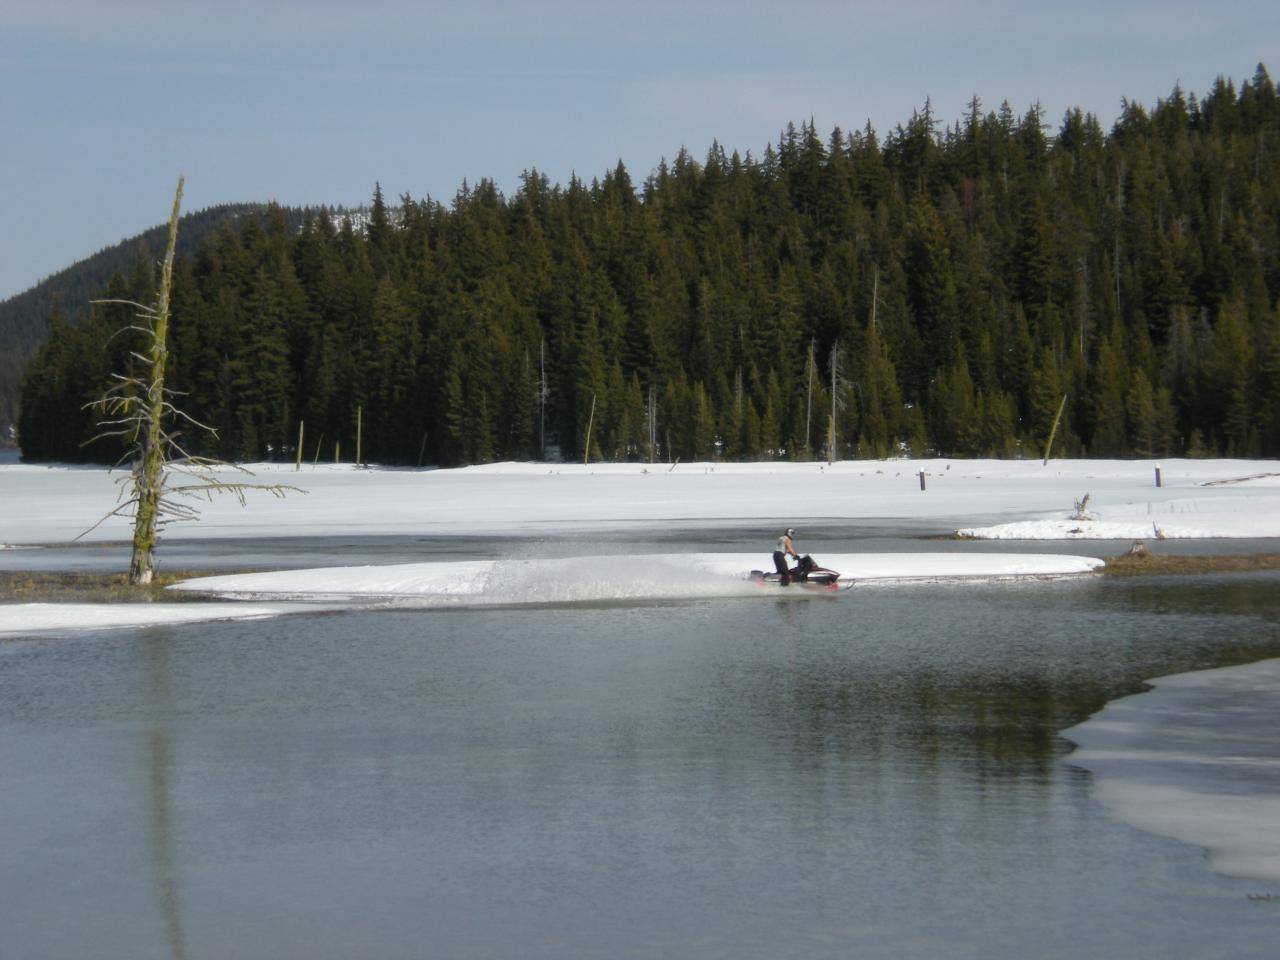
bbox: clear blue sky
[1,0,1274,300]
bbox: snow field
[1,457,1278,544]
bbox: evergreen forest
[17,66,1280,466]
[0,204,312,432]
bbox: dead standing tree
[80,177,298,584]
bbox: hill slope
[0,204,309,433]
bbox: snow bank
[1065,658,1280,883]
[692,552,1103,581]
[1,457,1277,544]
[0,602,317,637]
[171,551,1102,605]
[957,491,1280,539]
[0,552,1101,635]
[174,556,756,604]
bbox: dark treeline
[18,66,1280,465]
[0,204,315,432]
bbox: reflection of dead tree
[142,635,187,960]
[79,177,299,584]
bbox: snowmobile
[749,554,844,589]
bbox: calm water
[5,524,1280,574]
[3,542,1280,958]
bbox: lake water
[3,534,1280,958]
[5,522,1280,574]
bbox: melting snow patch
[171,552,1103,606]
[1065,658,1280,883]
[0,602,312,637]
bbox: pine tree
[1089,329,1129,455]
[17,66,1280,466]
[1125,368,1160,456]
[1202,297,1255,454]
[1027,347,1064,443]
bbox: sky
[1,0,1276,300]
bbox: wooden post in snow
[295,421,304,471]
[355,406,363,467]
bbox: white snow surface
[170,551,1103,604]
[0,602,313,637]
[2,457,1279,544]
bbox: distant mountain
[0,202,369,439]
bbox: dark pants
[773,551,790,585]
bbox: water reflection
[4,572,1280,958]
[760,657,1106,773]
[734,574,1280,782]
[141,634,188,960]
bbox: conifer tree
[17,66,1280,466]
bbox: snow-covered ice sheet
[173,556,755,605]
[957,490,1280,539]
[0,551,1100,634]
[0,602,319,637]
[690,552,1103,582]
[1064,658,1280,884]
[171,551,1103,604]
[1,458,1277,544]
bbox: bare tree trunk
[805,338,814,455]
[828,341,838,465]
[80,176,300,579]
[1043,393,1068,465]
[583,393,596,464]
[129,177,184,585]
[870,267,879,332]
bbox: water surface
[5,522,1279,574]
[3,561,1279,958]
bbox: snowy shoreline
[168,551,1105,603]
[0,601,328,637]
[2,456,1275,636]
[1,552,1104,635]
[1,457,1278,545]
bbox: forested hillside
[0,204,311,432]
[18,66,1280,465]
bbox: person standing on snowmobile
[773,528,798,586]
